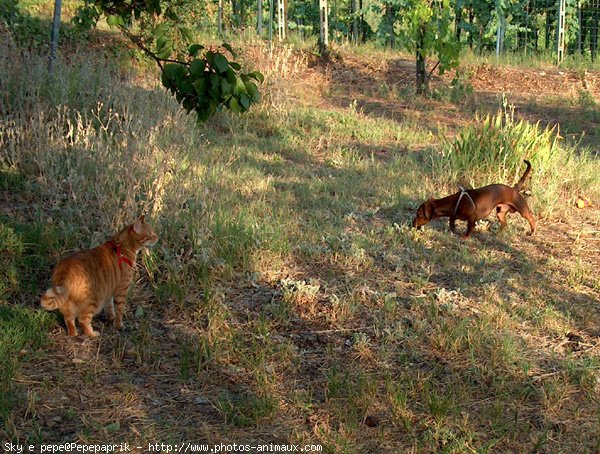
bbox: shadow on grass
[312,54,450,128]
[2,32,599,450]
[311,53,600,152]
[4,186,599,451]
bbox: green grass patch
[0,217,60,301]
[216,390,278,427]
[0,222,24,300]
[0,169,26,191]
[0,305,55,420]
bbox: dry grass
[1,25,600,453]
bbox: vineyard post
[48,0,62,73]
[218,0,223,34]
[557,0,566,63]
[352,0,358,43]
[319,0,329,53]
[269,0,274,40]
[258,0,263,36]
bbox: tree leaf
[189,44,204,57]
[205,51,215,66]
[190,59,206,76]
[163,63,186,81]
[182,97,195,113]
[161,72,175,90]
[210,74,221,89]
[221,42,238,58]
[178,79,195,95]
[156,35,169,52]
[164,9,178,21]
[221,79,232,95]
[233,77,247,95]
[244,81,259,102]
[75,0,263,121]
[193,77,208,96]
[157,47,173,60]
[239,93,250,110]
[197,107,212,123]
[209,85,220,99]
[106,15,119,26]
[226,68,236,84]
[155,23,170,38]
[212,53,229,74]
[247,71,265,83]
[229,98,242,113]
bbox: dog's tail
[40,285,69,311]
[514,160,532,191]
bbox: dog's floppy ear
[423,199,434,220]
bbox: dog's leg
[523,211,536,235]
[449,217,458,234]
[462,219,476,238]
[513,197,536,236]
[496,207,508,231]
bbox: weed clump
[437,98,598,217]
[0,306,55,420]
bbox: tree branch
[117,25,189,70]
[427,60,440,81]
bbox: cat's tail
[40,286,68,310]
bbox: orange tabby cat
[40,215,158,337]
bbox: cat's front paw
[114,321,124,330]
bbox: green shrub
[1,0,58,48]
[0,218,60,302]
[437,99,598,218]
[0,0,20,24]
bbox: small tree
[74,0,263,123]
[398,0,460,94]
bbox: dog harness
[454,187,477,216]
[104,241,133,268]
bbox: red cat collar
[104,241,133,268]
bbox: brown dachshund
[412,160,536,238]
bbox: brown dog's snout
[413,219,425,230]
[412,203,429,229]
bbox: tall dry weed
[0,37,206,247]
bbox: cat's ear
[139,214,146,223]
[133,218,144,234]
